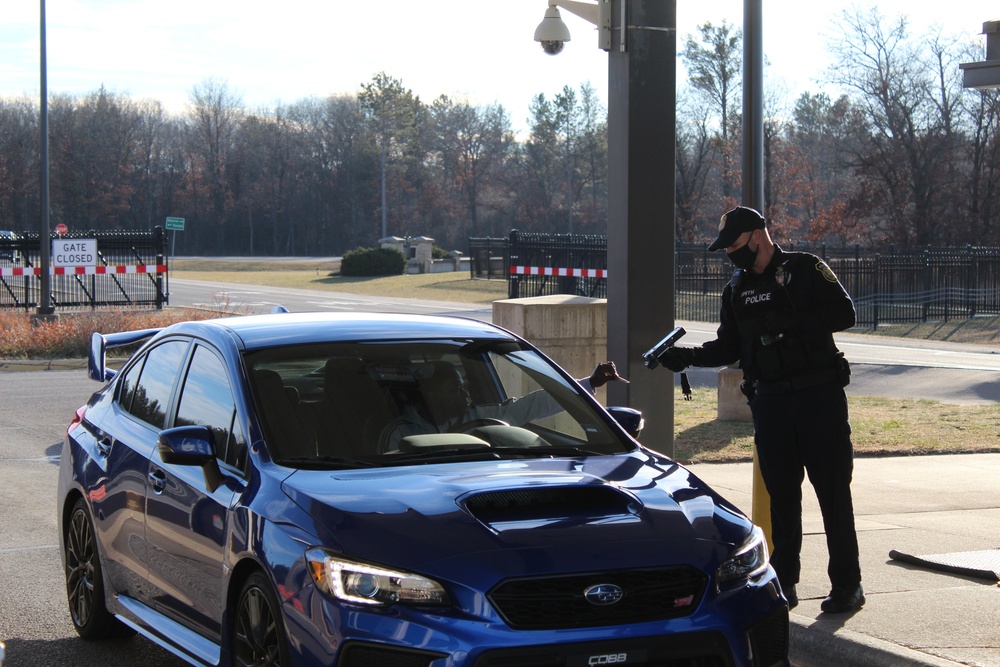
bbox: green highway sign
[165,216,186,231]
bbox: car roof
[168,311,515,351]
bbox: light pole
[37,0,54,317]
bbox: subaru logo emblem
[583,583,624,606]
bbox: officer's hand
[762,311,798,335]
[659,346,695,373]
[589,361,629,388]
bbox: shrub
[0,308,223,359]
[340,247,407,276]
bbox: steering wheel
[449,417,509,433]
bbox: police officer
[661,206,864,614]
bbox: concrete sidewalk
[687,453,1000,667]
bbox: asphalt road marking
[0,545,58,554]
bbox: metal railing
[0,228,168,311]
[470,233,1000,327]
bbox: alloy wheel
[233,575,285,667]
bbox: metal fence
[0,228,168,311]
[469,232,1000,327]
[473,230,609,299]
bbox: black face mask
[727,237,758,270]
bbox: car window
[486,351,588,441]
[246,339,630,468]
[124,340,189,429]
[116,355,144,415]
[176,345,247,473]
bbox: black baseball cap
[708,206,766,251]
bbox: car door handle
[97,438,112,456]
[148,469,166,494]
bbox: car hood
[279,451,752,579]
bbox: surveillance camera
[534,5,571,56]
[539,40,565,55]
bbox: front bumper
[280,572,788,667]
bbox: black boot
[821,584,864,613]
[783,584,798,610]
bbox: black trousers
[749,380,862,591]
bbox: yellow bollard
[751,447,772,553]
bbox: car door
[93,339,189,604]
[143,343,245,640]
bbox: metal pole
[606,0,677,454]
[37,0,54,315]
[742,0,770,542]
[742,0,763,209]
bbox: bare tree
[682,20,742,199]
[827,7,961,245]
[428,95,512,243]
[185,79,244,252]
[576,82,607,234]
[0,97,39,230]
[675,88,717,242]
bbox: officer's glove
[762,311,799,335]
[659,346,696,373]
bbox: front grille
[747,607,789,667]
[336,641,447,667]
[472,632,733,667]
[488,567,707,630]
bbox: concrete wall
[492,295,752,423]
[493,295,609,403]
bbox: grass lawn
[172,260,509,305]
[671,388,1000,463]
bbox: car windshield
[245,339,632,468]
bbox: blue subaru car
[57,311,788,667]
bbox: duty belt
[753,368,841,396]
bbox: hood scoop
[463,485,642,531]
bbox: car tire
[64,498,133,639]
[232,571,290,667]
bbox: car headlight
[305,548,450,606]
[716,525,770,588]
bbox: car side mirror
[157,425,223,492]
[606,406,644,439]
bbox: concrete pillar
[717,366,752,421]
[379,236,406,255]
[493,296,609,403]
[412,236,434,265]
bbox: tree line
[0,7,997,257]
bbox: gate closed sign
[52,239,97,267]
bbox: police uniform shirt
[693,245,856,384]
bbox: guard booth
[0,227,168,311]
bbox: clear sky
[0,1,994,129]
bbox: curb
[0,359,88,372]
[790,616,966,667]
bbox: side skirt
[114,594,221,667]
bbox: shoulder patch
[775,265,789,287]
[816,260,838,283]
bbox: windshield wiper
[386,447,499,464]
[492,445,604,458]
[279,455,377,470]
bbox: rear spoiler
[88,328,163,382]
